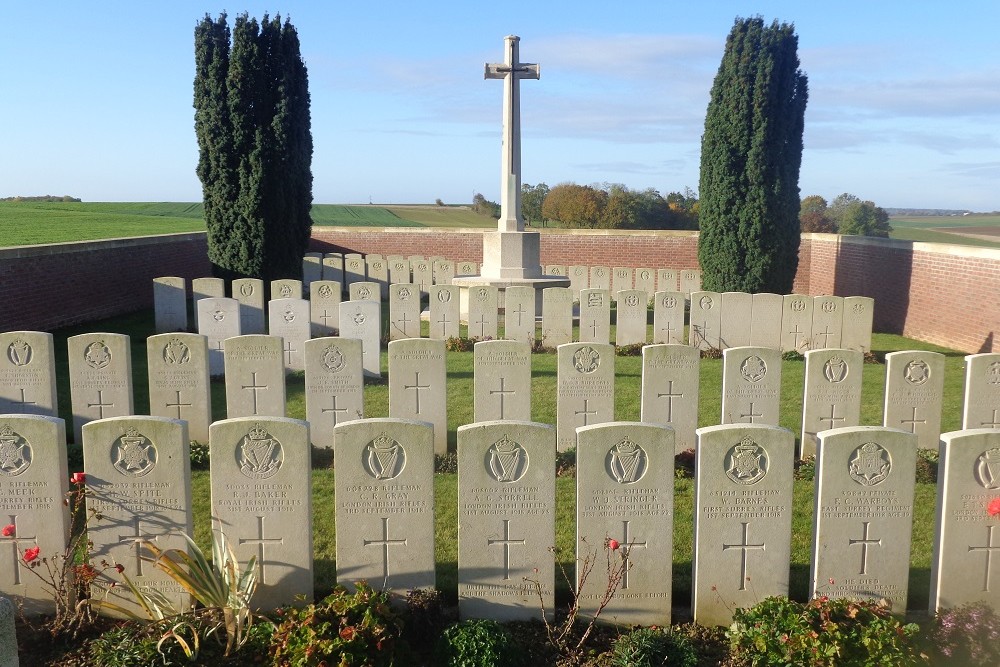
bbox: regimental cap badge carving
[283,309,296,323]
[975,448,1000,489]
[237,423,283,479]
[357,286,371,300]
[240,282,254,297]
[986,362,1000,386]
[112,427,157,477]
[321,345,345,373]
[0,424,31,476]
[724,436,768,485]
[588,292,603,307]
[364,433,405,480]
[163,338,191,365]
[849,442,891,486]
[662,296,677,308]
[317,284,332,298]
[7,339,32,367]
[488,434,528,483]
[607,436,647,484]
[84,340,112,369]
[213,310,226,322]
[280,284,292,298]
[903,360,930,386]
[740,355,767,383]
[437,288,452,303]
[398,287,411,300]
[699,296,713,310]
[823,356,848,383]
[573,346,601,374]
[625,294,640,307]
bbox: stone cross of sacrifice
[485,35,539,233]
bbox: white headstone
[270,279,302,301]
[366,256,389,299]
[322,254,345,288]
[615,290,648,347]
[475,340,532,422]
[388,339,447,455]
[634,268,655,301]
[749,293,784,349]
[578,289,611,345]
[641,344,700,452]
[719,292,752,350]
[656,269,677,293]
[568,265,589,300]
[232,278,266,335]
[467,285,499,340]
[541,288,573,349]
[545,264,567,278]
[340,300,382,378]
[67,333,134,444]
[310,280,342,337]
[689,291,722,351]
[652,292,685,345]
[389,258,411,286]
[810,426,917,613]
[223,335,286,418]
[679,270,701,295]
[457,420,555,621]
[388,284,421,341]
[83,416,192,617]
[349,281,380,303]
[693,424,795,627]
[0,331,57,417]
[146,333,212,443]
[557,343,615,452]
[267,298,311,373]
[589,266,611,292]
[302,253,323,290]
[334,419,435,597]
[721,347,782,426]
[502,286,536,343]
[576,422,674,625]
[304,338,364,450]
[0,416,70,616]
[883,350,945,449]
[930,429,1000,612]
[812,296,845,349]
[781,294,814,353]
[412,259,433,298]
[963,354,1000,429]
[433,259,456,286]
[153,277,187,333]
[456,260,479,277]
[801,349,863,458]
[842,296,875,353]
[197,297,241,376]
[209,417,312,609]
[344,255,366,291]
[192,277,225,303]
[429,285,461,340]
[611,267,633,296]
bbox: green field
[889,214,1000,248]
[384,205,496,228]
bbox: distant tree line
[470,183,699,230]
[800,193,892,237]
[1,195,81,202]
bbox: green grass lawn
[889,214,1000,248]
[384,205,497,228]
[49,308,960,613]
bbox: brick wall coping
[802,232,1000,260]
[0,231,208,258]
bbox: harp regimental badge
[987,362,1000,386]
[824,356,848,383]
[240,282,255,297]
[725,437,768,485]
[6,339,31,366]
[975,448,1000,489]
[111,427,157,477]
[0,424,31,476]
[364,434,405,480]
[321,346,346,373]
[437,289,452,303]
[607,437,647,484]
[573,346,601,374]
[163,338,191,365]
[849,442,891,486]
[84,341,112,369]
[237,423,283,480]
[740,356,767,383]
[488,435,528,483]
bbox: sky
[3,1,999,211]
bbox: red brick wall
[0,233,211,331]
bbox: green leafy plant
[270,581,407,666]
[610,627,697,667]
[794,455,816,481]
[915,449,939,484]
[190,440,211,469]
[728,595,926,666]
[674,449,696,479]
[929,601,1000,666]
[446,336,475,352]
[614,342,644,356]
[435,619,521,667]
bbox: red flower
[70,472,86,485]
[22,546,40,563]
[115,564,125,574]
[608,539,620,551]
[340,625,356,641]
[1,524,14,537]
[988,498,1000,517]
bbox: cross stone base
[452,275,571,319]
[479,231,544,280]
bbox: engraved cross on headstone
[321,395,349,427]
[485,35,539,233]
[899,407,926,434]
[619,520,648,589]
[88,390,115,419]
[815,326,834,348]
[787,324,806,349]
[11,388,36,414]
[969,524,1000,592]
[165,390,192,420]
[660,320,677,343]
[488,518,526,580]
[239,515,284,584]
[656,380,683,422]
[394,312,412,336]
[437,311,451,338]
[981,409,1000,429]
[511,302,527,327]
[2,515,36,585]
[848,521,882,576]
[242,372,267,415]
[363,517,408,582]
[740,402,764,424]
[575,399,599,426]
[490,376,516,419]
[405,371,430,414]
[818,404,846,431]
[283,340,296,365]
[723,521,765,591]
[118,516,155,576]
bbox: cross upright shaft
[485,35,539,233]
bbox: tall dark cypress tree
[194,13,313,283]
[697,17,808,294]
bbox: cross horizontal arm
[484,63,540,80]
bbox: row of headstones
[4,327,998,457]
[2,413,996,625]
[158,275,875,359]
